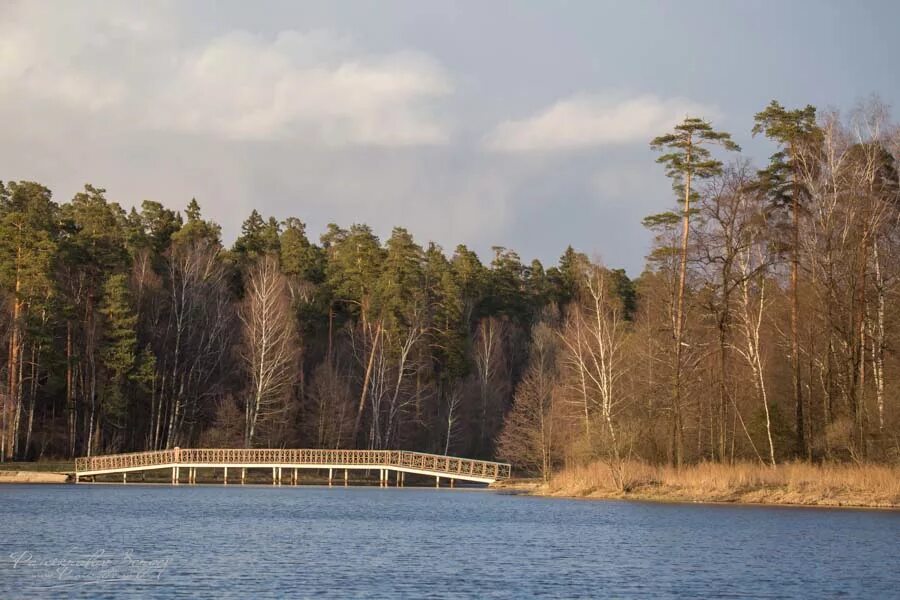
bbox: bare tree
[151,239,234,449]
[559,263,632,488]
[734,212,777,467]
[496,321,559,481]
[307,359,354,449]
[240,254,299,447]
[473,316,511,456]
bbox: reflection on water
[1,484,898,598]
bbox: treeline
[498,98,900,480]
[3,98,900,474]
[0,179,620,459]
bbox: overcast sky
[2,0,898,274]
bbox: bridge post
[123,472,127,484]
[171,467,175,485]
[278,467,283,485]
[241,468,246,485]
[272,467,276,485]
[176,466,180,485]
[224,467,228,485]
[328,468,333,486]
[293,468,297,486]
[435,475,440,488]
[344,469,348,486]
[450,478,455,489]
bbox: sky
[1,0,898,274]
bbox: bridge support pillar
[344,469,348,486]
[435,476,440,488]
[450,478,455,489]
[224,467,228,485]
[75,474,80,484]
[241,468,246,485]
[293,468,297,486]
[328,468,333,486]
[123,472,127,484]
[272,467,276,485]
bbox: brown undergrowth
[522,461,900,508]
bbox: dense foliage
[2,99,899,475]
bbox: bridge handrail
[74,448,511,479]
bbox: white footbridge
[74,448,511,487]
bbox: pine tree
[0,182,58,459]
[752,101,820,458]
[99,273,138,437]
[651,117,739,467]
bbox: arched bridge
[74,448,511,486]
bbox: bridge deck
[74,448,511,485]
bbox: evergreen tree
[99,273,138,437]
[173,198,221,245]
[752,100,821,458]
[0,182,59,459]
[650,116,739,466]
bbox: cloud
[0,3,453,146]
[152,31,452,144]
[484,94,719,152]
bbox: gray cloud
[485,94,718,152]
[0,3,453,147]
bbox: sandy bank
[0,470,71,484]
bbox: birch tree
[241,254,299,447]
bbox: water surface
[1,484,897,598]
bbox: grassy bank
[501,461,900,508]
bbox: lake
[1,484,898,598]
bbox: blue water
[0,484,898,598]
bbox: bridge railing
[75,448,511,479]
[75,449,175,473]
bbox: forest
[2,98,899,479]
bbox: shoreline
[493,480,900,511]
[493,460,900,511]
[0,470,72,484]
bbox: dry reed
[541,460,900,508]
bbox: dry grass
[539,461,900,508]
